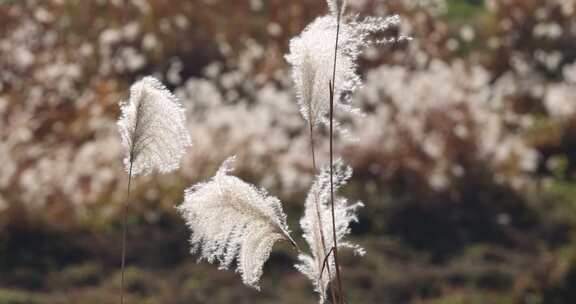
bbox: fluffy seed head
[295,159,365,303]
[286,2,406,133]
[117,76,192,176]
[178,157,296,289]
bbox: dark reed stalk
[120,154,134,304]
[308,121,338,303]
[329,6,344,303]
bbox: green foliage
[424,292,515,304]
[445,0,484,21]
[48,263,104,288]
[0,290,38,304]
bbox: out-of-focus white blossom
[350,60,537,190]
[545,83,576,118]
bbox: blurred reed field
[2,0,576,303]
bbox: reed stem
[120,160,133,304]
[308,122,337,303]
[329,7,345,304]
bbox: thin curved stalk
[120,160,133,304]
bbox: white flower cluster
[350,60,538,190]
[545,63,576,119]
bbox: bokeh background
[2,0,576,303]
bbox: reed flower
[286,0,406,133]
[178,157,297,289]
[116,76,191,303]
[295,159,364,303]
[117,76,192,175]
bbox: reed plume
[178,157,297,289]
[287,1,408,301]
[296,160,365,303]
[117,76,191,303]
[286,0,404,135]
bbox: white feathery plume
[178,156,297,290]
[117,76,192,176]
[116,76,191,304]
[286,1,407,133]
[296,159,365,303]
